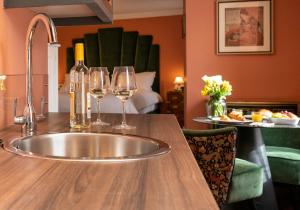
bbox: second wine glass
[111,66,137,129]
[89,67,110,126]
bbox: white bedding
[59,90,162,114]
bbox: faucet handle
[36,96,46,121]
[14,98,25,125]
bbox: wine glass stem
[97,99,101,122]
[121,100,126,126]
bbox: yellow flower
[201,75,232,98]
[201,85,210,96]
[221,80,232,95]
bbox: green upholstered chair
[182,127,263,208]
[261,128,300,185]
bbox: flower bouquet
[201,75,232,117]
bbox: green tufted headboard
[66,27,160,93]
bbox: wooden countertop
[0,113,218,210]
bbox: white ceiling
[113,0,184,19]
[30,0,183,20]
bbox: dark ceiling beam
[53,16,110,26]
[3,0,113,24]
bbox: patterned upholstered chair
[183,127,264,208]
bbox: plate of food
[270,111,299,125]
[244,109,273,120]
[212,111,252,124]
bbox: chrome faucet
[14,13,59,134]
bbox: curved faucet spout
[22,13,59,134]
[26,13,58,46]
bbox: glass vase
[206,98,227,118]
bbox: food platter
[210,117,252,124]
[270,118,299,125]
[216,119,253,124]
[207,110,299,125]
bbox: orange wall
[0,1,47,129]
[57,15,185,99]
[185,0,300,128]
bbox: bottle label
[69,91,75,120]
[81,72,85,114]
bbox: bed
[59,90,162,114]
[60,27,162,114]
[59,71,162,114]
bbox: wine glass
[111,66,137,129]
[89,67,110,126]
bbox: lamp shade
[174,76,184,84]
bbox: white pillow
[135,72,156,91]
[60,74,70,92]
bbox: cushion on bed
[59,91,162,114]
[136,72,156,91]
[59,92,139,113]
[138,104,159,114]
[130,90,162,111]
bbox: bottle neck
[75,60,84,65]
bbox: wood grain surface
[0,113,219,210]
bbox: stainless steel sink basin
[3,133,170,162]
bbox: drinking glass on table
[89,67,110,126]
[252,112,263,122]
[111,66,137,130]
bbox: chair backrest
[182,127,237,207]
[261,128,300,149]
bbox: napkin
[249,122,275,127]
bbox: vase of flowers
[201,75,232,118]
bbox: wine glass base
[113,124,136,130]
[92,121,110,126]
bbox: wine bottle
[69,43,91,129]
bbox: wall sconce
[174,76,184,92]
[0,75,7,91]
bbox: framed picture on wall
[216,0,273,54]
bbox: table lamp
[174,76,184,91]
[0,75,6,91]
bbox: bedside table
[165,91,184,127]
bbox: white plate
[270,118,299,125]
[211,118,252,124]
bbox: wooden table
[194,117,285,210]
[0,113,218,210]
